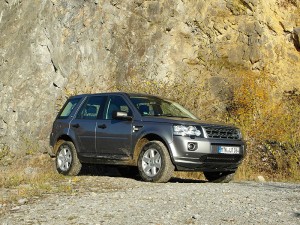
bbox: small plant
[0,145,10,161]
[20,136,39,155]
[277,0,298,8]
[226,0,249,15]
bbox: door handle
[72,123,80,128]
[98,124,107,129]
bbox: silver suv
[50,92,246,182]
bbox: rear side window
[58,98,81,119]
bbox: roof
[68,92,162,99]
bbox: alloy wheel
[57,145,73,172]
[141,148,162,177]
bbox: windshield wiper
[154,114,190,118]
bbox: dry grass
[174,171,206,181]
[0,154,73,206]
[225,68,300,182]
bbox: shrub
[226,69,300,181]
[0,145,10,161]
[117,65,299,181]
[57,62,299,181]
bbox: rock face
[0,0,299,153]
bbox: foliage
[116,62,299,181]
[0,145,10,161]
[117,73,222,121]
[21,136,40,155]
[57,57,299,181]
[277,0,299,8]
[226,0,249,15]
[226,68,300,181]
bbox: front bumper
[169,136,246,172]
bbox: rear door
[96,95,133,156]
[51,97,82,147]
[70,95,107,156]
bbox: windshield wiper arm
[155,114,190,118]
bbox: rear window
[58,98,81,119]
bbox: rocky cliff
[0,0,299,154]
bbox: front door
[96,95,133,156]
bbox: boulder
[293,27,300,50]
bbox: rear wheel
[204,171,235,183]
[56,140,82,176]
[138,141,174,183]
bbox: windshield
[129,96,197,119]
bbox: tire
[137,141,174,183]
[55,140,82,176]
[204,171,235,183]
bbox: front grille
[200,154,243,163]
[203,126,240,140]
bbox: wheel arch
[53,134,75,155]
[132,133,173,165]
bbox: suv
[50,92,246,183]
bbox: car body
[50,92,246,182]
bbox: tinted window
[105,96,131,119]
[58,98,81,119]
[76,96,107,120]
[130,96,197,119]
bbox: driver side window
[105,96,131,119]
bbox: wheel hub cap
[142,148,161,177]
[57,145,72,171]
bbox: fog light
[187,142,198,151]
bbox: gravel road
[0,175,299,225]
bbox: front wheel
[204,171,235,183]
[56,140,82,176]
[138,141,174,183]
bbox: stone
[10,206,21,211]
[293,27,300,50]
[257,176,266,183]
[24,167,38,176]
[192,214,201,219]
[18,198,28,205]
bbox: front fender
[132,122,175,162]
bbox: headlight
[173,125,201,137]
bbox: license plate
[218,146,240,154]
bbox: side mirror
[112,111,132,120]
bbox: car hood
[140,116,236,128]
